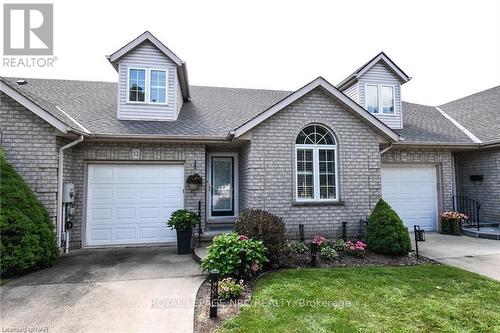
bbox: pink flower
[312,235,327,246]
[223,287,229,292]
[251,261,260,272]
[238,235,249,241]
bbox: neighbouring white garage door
[86,164,184,246]
[381,165,438,231]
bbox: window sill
[126,102,169,106]
[292,200,345,207]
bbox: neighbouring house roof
[395,102,474,144]
[438,85,500,144]
[231,77,400,142]
[106,31,190,101]
[337,52,411,90]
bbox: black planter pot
[176,229,193,254]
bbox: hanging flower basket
[186,173,203,190]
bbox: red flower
[238,235,249,241]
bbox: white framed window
[128,68,146,102]
[127,68,168,104]
[150,69,167,104]
[366,84,379,113]
[295,124,338,201]
[365,84,395,115]
[381,85,394,114]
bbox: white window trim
[149,69,168,105]
[295,144,339,202]
[126,67,169,105]
[364,83,396,116]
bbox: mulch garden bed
[281,249,437,268]
[193,250,437,332]
[193,278,254,333]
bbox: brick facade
[0,90,478,247]
[240,89,382,239]
[455,148,500,223]
[0,92,59,224]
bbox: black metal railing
[453,196,481,231]
[197,200,202,247]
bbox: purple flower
[239,235,249,241]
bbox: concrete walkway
[1,246,205,333]
[413,232,500,281]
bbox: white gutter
[435,107,482,144]
[56,135,84,250]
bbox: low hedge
[0,151,58,277]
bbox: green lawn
[220,265,500,333]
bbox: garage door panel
[115,207,137,220]
[90,229,112,241]
[86,164,183,246]
[381,165,438,231]
[116,187,137,200]
[115,228,136,240]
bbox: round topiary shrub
[235,209,286,266]
[365,199,411,256]
[0,151,59,278]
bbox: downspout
[56,135,84,251]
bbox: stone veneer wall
[0,92,59,224]
[242,89,382,239]
[65,142,206,249]
[381,148,455,212]
[454,148,500,223]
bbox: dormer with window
[337,52,411,129]
[107,31,190,121]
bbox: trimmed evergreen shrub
[0,151,58,277]
[235,209,286,266]
[366,199,411,255]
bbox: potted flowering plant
[186,173,203,190]
[440,211,468,236]
[167,209,198,254]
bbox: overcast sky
[1,0,499,105]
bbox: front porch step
[196,229,233,242]
[462,225,500,240]
[463,221,499,229]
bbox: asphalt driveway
[1,246,205,333]
[413,232,500,281]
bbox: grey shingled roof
[1,76,495,144]
[396,102,474,144]
[1,77,290,138]
[439,85,500,143]
[1,78,87,133]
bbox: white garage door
[381,165,438,231]
[86,164,184,246]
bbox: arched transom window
[295,124,338,201]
